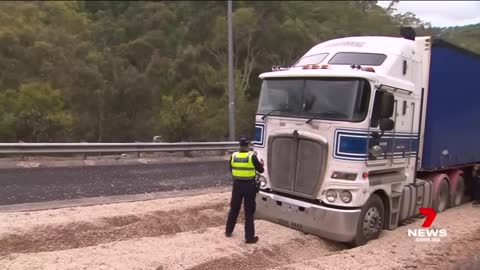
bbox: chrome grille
[268,135,327,198]
[269,137,297,190]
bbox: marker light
[361,67,376,72]
[272,65,289,71]
[303,64,329,70]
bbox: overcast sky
[377,1,480,27]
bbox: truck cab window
[293,53,329,67]
[370,90,395,128]
[329,52,387,66]
[371,91,384,127]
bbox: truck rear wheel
[352,194,384,247]
[452,175,465,207]
[434,178,449,212]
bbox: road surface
[0,161,230,206]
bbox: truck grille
[268,136,327,198]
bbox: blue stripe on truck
[334,129,419,161]
[254,123,266,147]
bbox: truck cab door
[390,96,415,165]
[367,88,415,167]
[366,89,396,167]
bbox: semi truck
[252,28,480,246]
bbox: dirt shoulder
[0,192,479,270]
[272,203,480,270]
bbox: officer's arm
[229,154,233,172]
[251,155,264,173]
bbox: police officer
[225,137,264,244]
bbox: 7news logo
[407,208,447,242]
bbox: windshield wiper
[261,110,283,120]
[305,117,316,124]
[305,111,346,124]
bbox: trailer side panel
[421,41,480,170]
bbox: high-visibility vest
[231,151,256,179]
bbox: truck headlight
[340,190,352,203]
[326,190,337,202]
[258,175,267,188]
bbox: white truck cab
[253,29,436,246]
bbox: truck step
[390,191,402,212]
[387,192,403,230]
[390,191,403,198]
[388,212,399,230]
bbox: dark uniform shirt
[229,151,264,177]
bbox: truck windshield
[257,78,370,122]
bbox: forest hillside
[0,1,478,142]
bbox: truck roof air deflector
[400,27,416,41]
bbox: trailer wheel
[352,194,384,247]
[434,178,450,212]
[452,175,465,207]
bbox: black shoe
[225,232,232,237]
[473,201,480,207]
[245,236,259,244]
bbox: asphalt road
[0,161,231,206]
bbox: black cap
[239,137,250,146]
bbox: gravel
[0,191,479,270]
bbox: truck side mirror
[380,93,394,118]
[379,118,394,131]
[371,91,395,128]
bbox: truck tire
[352,194,384,247]
[452,175,465,207]
[434,178,449,213]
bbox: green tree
[0,90,16,141]
[0,1,477,143]
[13,82,73,142]
[154,90,206,142]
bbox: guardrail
[0,142,240,158]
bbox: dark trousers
[226,179,257,240]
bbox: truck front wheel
[352,194,384,247]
